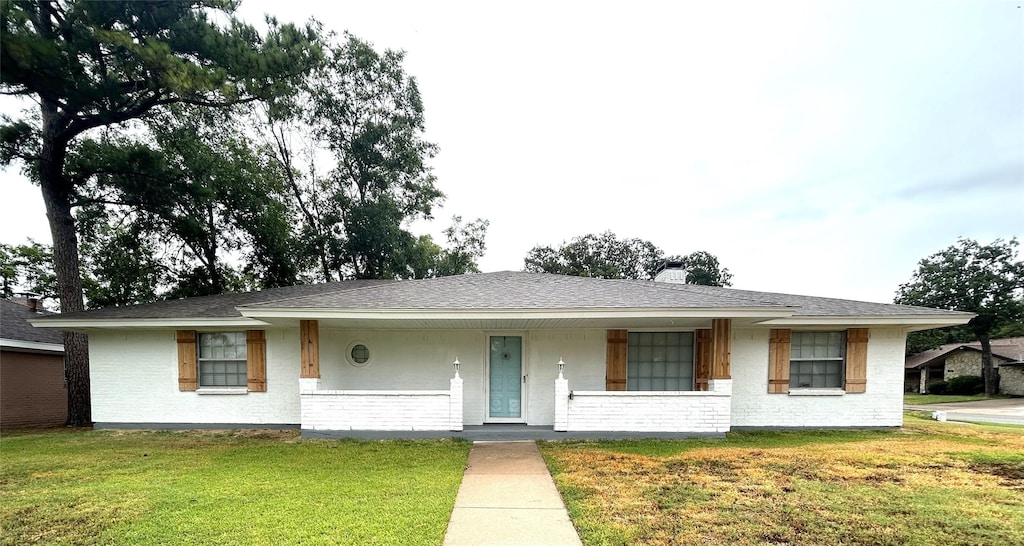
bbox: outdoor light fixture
[453,357,461,375]
[558,357,565,375]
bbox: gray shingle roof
[35,280,392,320]
[655,283,962,317]
[30,271,971,322]
[1,299,64,345]
[247,271,790,310]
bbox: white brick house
[34,271,971,435]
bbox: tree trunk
[38,100,91,426]
[978,335,997,395]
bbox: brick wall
[300,389,456,431]
[730,327,906,428]
[1,350,67,428]
[562,384,732,433]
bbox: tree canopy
[523,231,733,286]
[1,1,492,425]
[1,0,323,425]
[895,237,1024,394]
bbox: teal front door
[489,336,522,419]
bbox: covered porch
[289,317,738,435]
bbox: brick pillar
[554,372,569,432]
[449,375,464,431]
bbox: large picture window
[627,332,695,391]
[198,332,247,387]
[789,331,845,389]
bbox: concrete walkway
[443,441,583,546]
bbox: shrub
[928,381,948,395]
[945,375,984,395]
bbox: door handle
[522,375,527,384]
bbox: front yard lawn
[0,429,471,545]
[540,415,1024,546]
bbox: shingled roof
[1,299,64,345]
[246,271,790,310]
[30,272,972,327]
[905,337,1024,369]
[36,279,392,320]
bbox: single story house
[905,337,1024,394]
[1,297,66,429]
[33,271,972,436]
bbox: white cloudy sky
[1,0,1021,303]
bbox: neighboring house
[33,270,971,435]
[904,337,1024,394]
[1,298,66,429]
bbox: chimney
[12,292,43,313]
[653,261,688,284]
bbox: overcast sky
[1,0,1021,303]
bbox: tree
[674,251,733,287]
[0,240,58,306]
[524,231,664,280]
[73,105,301,300]
[523,232,733,285]
[262,32,486,281]
[1,0,321,425]
[895,238,1024,394]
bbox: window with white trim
[627,332,695,391]
[198,332,247,387]
[789,331,845,388]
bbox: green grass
[0,429,471,545]
[903,393,1012,405]
[540,415,1024,546]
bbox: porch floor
[302,424,725,441]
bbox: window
[198,332,247,387]
[789,331,845,389]
[346,341,372,367]
[627,332,695,391]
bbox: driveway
[905,398,1024,426]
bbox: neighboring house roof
[1,299,64,352]
[32,272,972,331]
[904,337,1024,370]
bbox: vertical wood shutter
[767,328,791,394]
[605,329,627,391]
[177,330,198,391]
[246,330,267,392]
[695,329,712,391]
[300,320,320,379]
[845,328,869,393]
[710,319,732,379]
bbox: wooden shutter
[177,330,198,391]
[300,320,320,378]
[695,329,712,391]
[845,328,869,393]
[605,329,627,391]
[767,329,791,394]
[246,330,267,392]
[710,319,732,379]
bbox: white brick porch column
[299,377,322,394]
[554,372,569,432]
[449,375,464,431]
[708,378,732,395]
